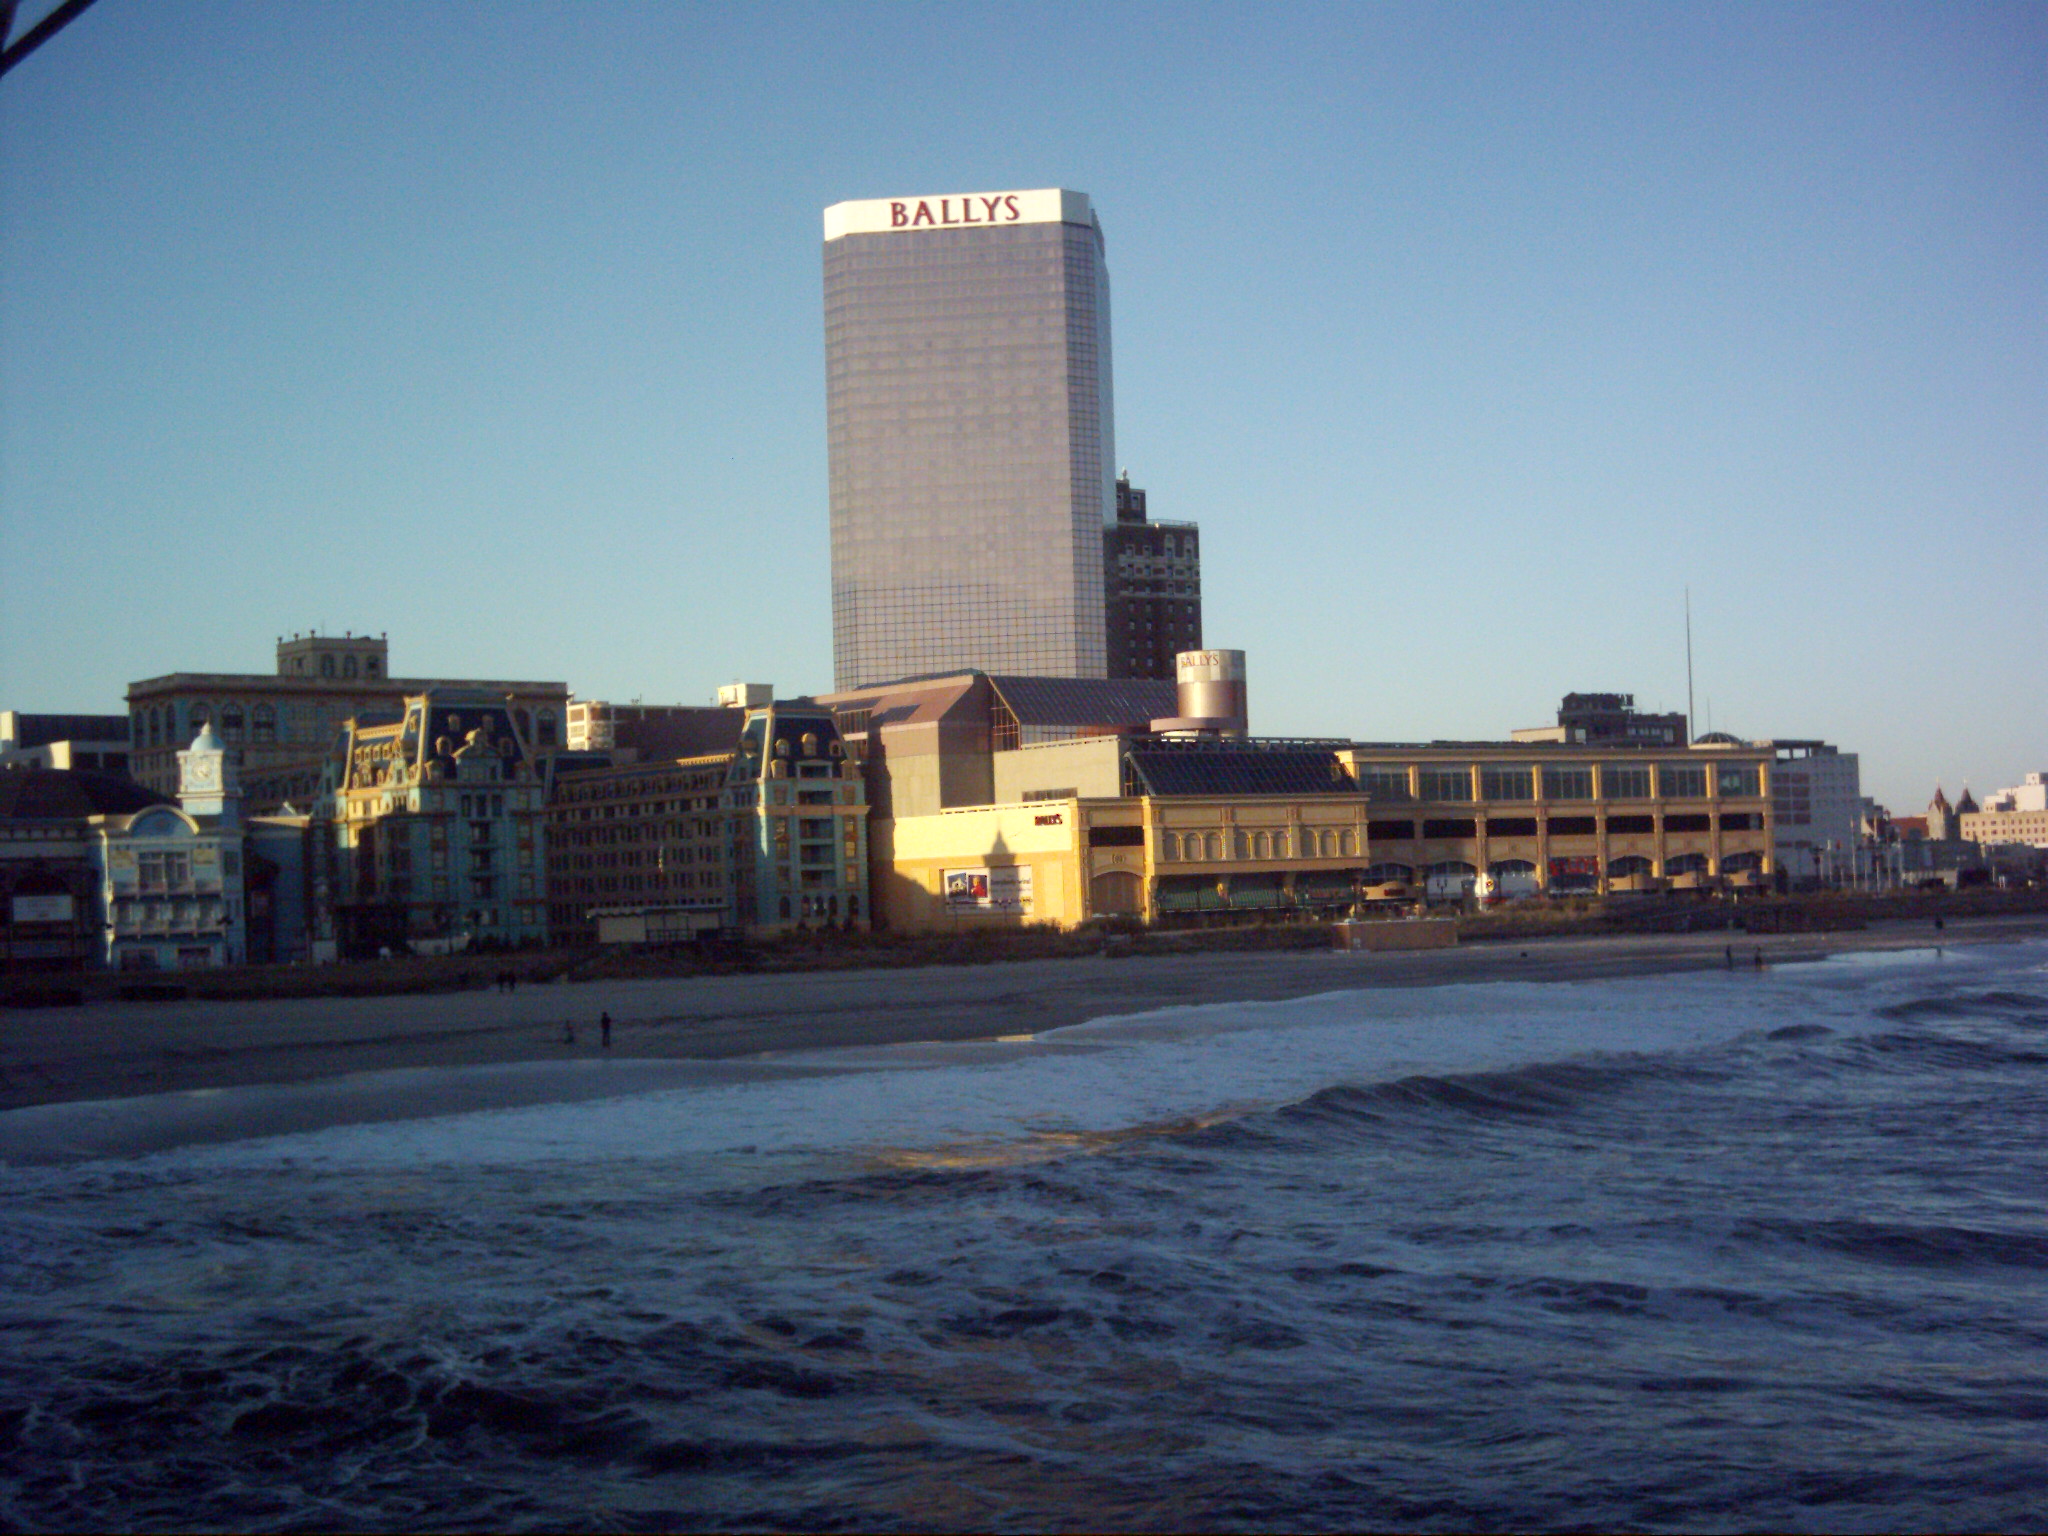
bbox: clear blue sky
[3,1,2041,810]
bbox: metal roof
[988,675,1177,728]
[1125,746,1361,798]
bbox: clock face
[186,757,219,788]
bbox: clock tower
[176,723,242,826]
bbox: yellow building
[876,737,1371,931]
[1334,743,1773,896]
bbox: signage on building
[943,866,1033,913]
[1548,856,1599,886]
[11,894,74,923]
[1034,812,1064,827]
[824,188,1090,241]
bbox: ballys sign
[823,188,1091,241]
[890,194,1021,228]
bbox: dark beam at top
[1,0,101,79]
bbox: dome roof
[188,723,224,753]
[0,766,173,821]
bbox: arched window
[1206,832,1224,861]
[1159,834,1177,863]
[221,704,245,743]
[321,655,335,678]
[343,655,359,678]
[1252,831,1270,859]
[1341,828,1359,857]
[189,704,210,735]
[365,657,380,678]
[252,704,276,743]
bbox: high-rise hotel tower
[823,189,1115,691]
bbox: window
[1542,765,1593,800]
[1660,764,1707,799]
[1356,765,1412,802]
[1717,765,1760,798]
[1481,766,1533,801]
[221,704,245,743]
[1603,763,1652,800]
[252,704,276,744]
[1417,765,1473,801]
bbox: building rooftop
[0,766,171,820]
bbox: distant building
[80,726,314,970]
[1,766,168,971]
[1337,740,1773,899]
[823,188,1116,688]
[84,725,252,969]
[1104,473,1202,681]
[320,692,551,956]
[1762,741,1863,885]
[565,698,755,761]
[1966,772,2048,849]
[546,696,871,941]
[815,671,1180,820]
[1512,693,1688,747]
[835,654,1773,931]
[127,633,567,811]
[547,754,735,944]
[0,712,132,777]
[726,701,870,931]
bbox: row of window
[1352,762,1762,803]
[1159,828,1362,863]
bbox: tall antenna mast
[1684,586,1696,745]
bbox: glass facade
[824,191,1115,690]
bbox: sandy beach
[3,915,2042,1138]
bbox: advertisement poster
[944,866,1032,912]
[1548,856,1599,889]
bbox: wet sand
[4,916,2040,1130]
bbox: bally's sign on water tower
[823,188,1092,241]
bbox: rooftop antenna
[1684,586,1696,744]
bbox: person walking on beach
[600,1012,612,1050]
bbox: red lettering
[890,202,908,228]
[960,197,980,224]
[941,198,961,225]
[981,196,1002,221]
[911,200,934,227]
[1003,194,1020,220]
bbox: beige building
[128,634,567,811]
[1337,743,1773,896]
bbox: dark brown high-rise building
[1104,472,1201,680]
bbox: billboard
[944,866,1033,913]
[11,894,74,923]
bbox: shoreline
[3,915,2042,1129]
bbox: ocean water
[3,942,2046,1532]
